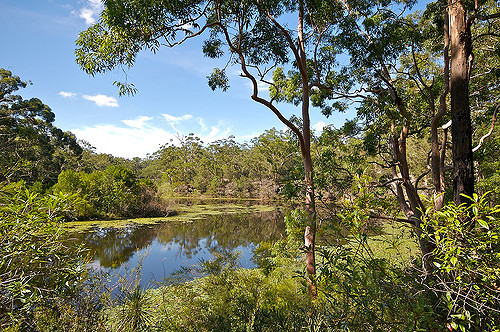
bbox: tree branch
[213,9,306,156]
[472,103,499,153]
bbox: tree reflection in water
[71,209,284,286]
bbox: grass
[367,222,419,261]
[64,203,277,232]
[318,220,420,264]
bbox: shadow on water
[69,208,285,288]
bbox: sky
[2,0,367,158]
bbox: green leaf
[450,256,458,266]
[477,218,489,230]
[207,68,229,91]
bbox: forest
[1,0,499,331]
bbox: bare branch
[214,9,305,154]
[415,169,431,190]
[472,103,499,153]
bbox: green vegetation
[0,184,90,330]
[64,203,277,232]
[1,0,500,330]
[0,69,81,188]
[52,166,169,220]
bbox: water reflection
[70,209,285,286]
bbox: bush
[422,193,500,331]
[53,166,172,220]
[0,184,88,330]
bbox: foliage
[284,209,310,249]
[142,131,295,199]
[421,193,500,331]
[52,165,169,219]
[3,0,500,329]
[113,285,154,332]
[475,113,500,204]
[312,245,436,331]
[310,194,438,331]
[108,251,309,332]
[0,184,87,330]
[0,69,82,187]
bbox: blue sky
[0,0,396,158]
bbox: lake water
[69,206,285,288]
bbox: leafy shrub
[153,268,308,331]
[422,193,500,331]
[0,184,88,330]
[53,166,171,219]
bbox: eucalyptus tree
[250,128,302,197]
[0,69,82,187]
[308,5,448,263]
[315,0,499,267]
[75,0,358,297]
[445,0,500,206]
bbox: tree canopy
[0,69,82,187]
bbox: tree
[446,0,499,206]
[75,0,355,297]
[251,128,301,198]
[310,0,499,268]
[308,4,450,265]
[448,0,473,206]
[0,69,82,187]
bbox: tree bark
[431,6,450,211]
[449,0,474,206]
[298,0,317,299]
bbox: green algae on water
[64,203,277,232]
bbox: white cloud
[83,94,119,107]
[313,121,326,133]
[199,121,231,142]
[207,126,220,139]
[242,75,271,93]
[198,118,207,131]
[162,113,193,131]
[162,113,193,123]
[178,20,194,31]
[122,116,153,129]
[58,91,77,98]
[78,0,103,25]
[257,80,270,92]
[71,115,235,158]
[72,122,176,159]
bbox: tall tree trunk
[389,127,434,270]
[298,0,317,299]
[303,156,317,298]
[449,0,474,205]
[431,6,450,211]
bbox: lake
[67,204,285,288]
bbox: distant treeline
[50,129,303,219]
[2,67,500,222]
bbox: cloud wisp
[58,91,77,98]
[72,114,234,158]
[83,94,119,107]
[122,116,153,129]
[162,114,193,123]
[78,0,103,25]
[162,113,193,131]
